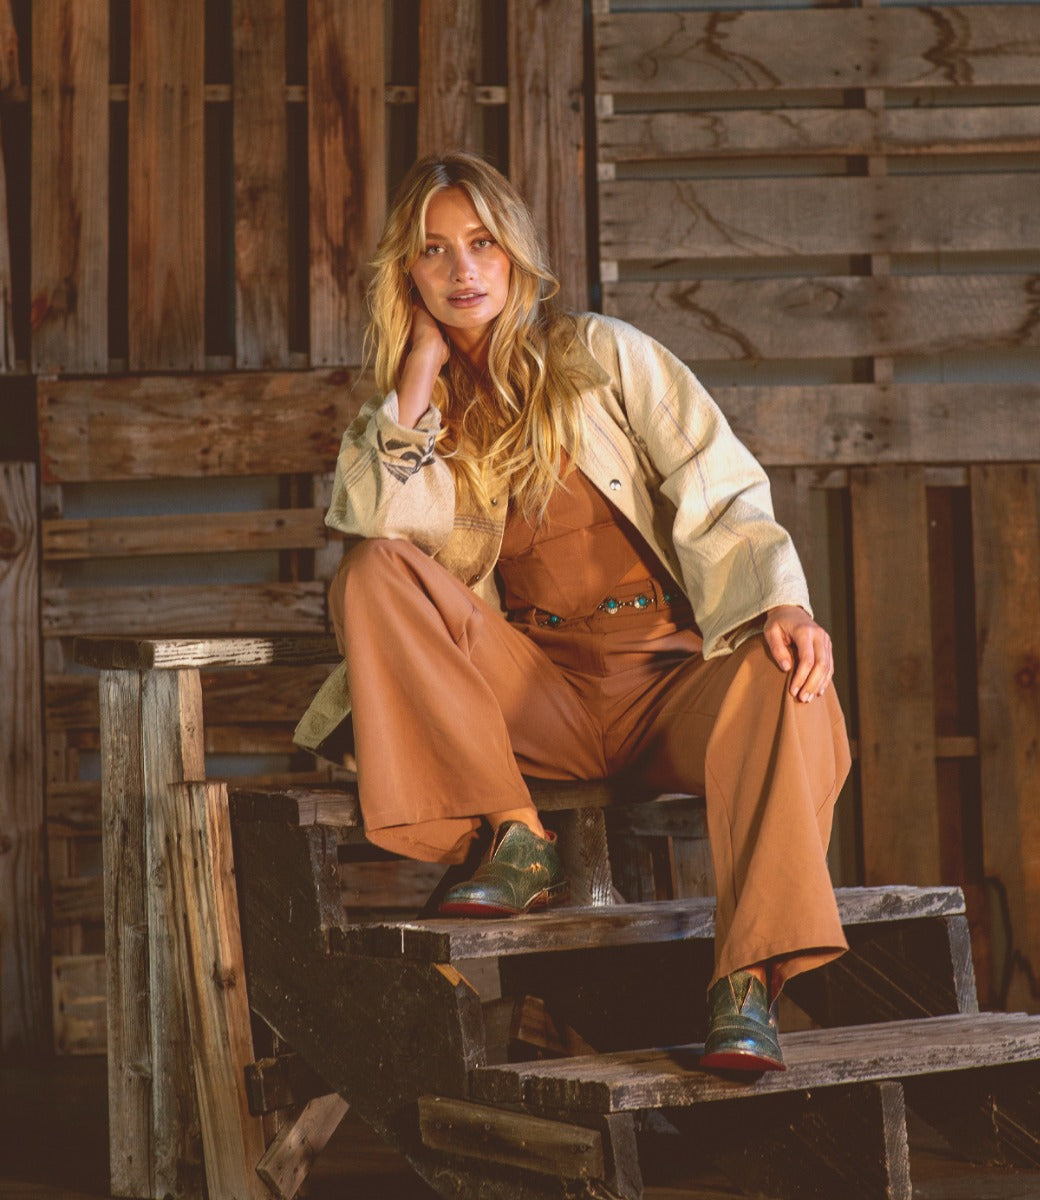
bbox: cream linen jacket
[293,312,811,759]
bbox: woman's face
[408,187,512,360]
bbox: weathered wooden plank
[51,875,103,924]
[599,174,1040,260]
[0,88,13,370]
[308,0,385,365]
[711,383,1040,469]
[51,953,106,1055]
[128,0,205,370]
[972,465,1040,1015]
[42,508,328,560]
[851,467,941,887]
[44,582,327,638]
[74,633,340,671]
[419,1095,606,1180]
[38,369,369,483]
[509,0,587,311]
[170,782,267,1200]
[336,885,967,963]
[230,784,359,828]
[597,105,1040,161]
[99,669,151,1195]
[0,0,18,92]
[543,808,616,907]
[232,0,290,368]
[256,1092,349,1200]
[596,7,1040,94]
[140,670,207,1198]
[30,0,108,373]
[417,0,478,155]
[603,275,1040,362]
[471,1012,1040,1114]
[0,463,46,1053]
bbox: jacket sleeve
[324,391,457,555]
[597,318,811,655]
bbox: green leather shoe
[438,821,569,917]
[700,969,786,1072]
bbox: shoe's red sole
[699,1050,786,1073]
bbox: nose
[451,247,476,280]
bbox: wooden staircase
[229,783,1040,1200]
[76,636,1040,1200]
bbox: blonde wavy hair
[367,151,587,518]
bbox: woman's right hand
[408,301,451,371]
[397,303,450,426]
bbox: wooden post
[0,463,47,1054]
[100,666,208,1199]
[0,0,17,372]
[851,466,941,885]
[307,0,385,365]
[417,0,479,155]
[128,0,205,370]
[972,465,1040,1014]
[508,0,588,311]
[30,0,109,373]
[232,0,290,369]
[172,783,268,1200]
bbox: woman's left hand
[763,605,834,702]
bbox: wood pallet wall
[0,0,586,1054]
[593,0,1040,1013]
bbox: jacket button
[609,479,621,491]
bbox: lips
[447,291,487,308]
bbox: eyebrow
[424,223,492,241]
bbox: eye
[422,244,444,257]
[474,237,495,249]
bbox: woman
[294,151,851,1071]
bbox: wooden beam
[43,581,326,638]
[0,463,47,1053]
[603,275,1040,362]
[597,105,1040,161]
[972,465,1040,1014]
[171,783,268,1200]
[128,0,205,370]
[38,369,370,484]
[30,0,108,373]
[595,7,1040,94]
[851,467,941,887]
[42,508,329,561]
[417,0,479,155]
[0,0,20,369]
[419,1095,606,1180]
[99,669,152,1195]
[255,1093,349,1200]
[508,0,588,310]
[74,635,340,671]
[599,174,1040,260]
[307,0,385,365]
[232,0,290,368]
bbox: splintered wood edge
[74,635,341,670]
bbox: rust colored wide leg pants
[332,537,850,986]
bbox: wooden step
[470,1011,1040,1114]
[330,884,966,961]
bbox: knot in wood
[212,964,237,990]
[0,833,12,855]
[0,522,20,557]
[1014,659,1038,690]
